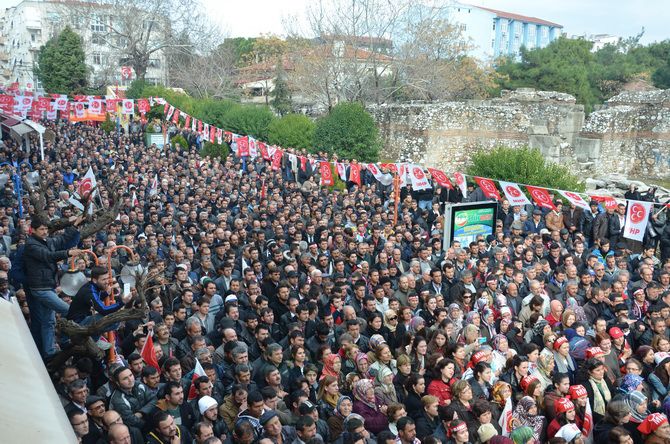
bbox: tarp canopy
[23,119,45,134]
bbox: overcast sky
[0,0,666,43]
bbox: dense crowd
[3,117,670,444]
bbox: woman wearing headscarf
[354,352,372,380]
[623,390,648,444]
[383,308,404,351]
[458,323,481,360]
[649,356,670,402]
[320,353,342,382]
[566,297,588,323]
[526,319,551,349]
[327,395,352,442]
[373,366,398,406]
[480,308,497,342]
[546,299,564,328]
[491,334,516,378]
[533,352,555,390]
[510,396,545,443]
[448,303,464,335]
[352,379,389,435]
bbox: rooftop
[467,4,563,28]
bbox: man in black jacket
[24,214,84,358]
[67,266,133,324]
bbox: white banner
[121,99,134,115]
[74,102,86,118]
[336,162,347,180]
[559,190,590,210]
[46,102,57,120]
[89,99,103,114]
[623,200,652,242]
[408,165,431,190]
[397,163,409,188]
[54,95,68,111]
[500,181,532,206]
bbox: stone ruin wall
[370,88,670,180]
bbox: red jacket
[427,378,453,406]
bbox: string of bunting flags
[1,90,666,243]
[157,100,669,244]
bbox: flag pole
[393,170,400,226]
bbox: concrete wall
[371,88,670,180]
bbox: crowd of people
[2,116,670,444]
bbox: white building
[0,0,167,91]
[579,34,620,52]
[439,2,563,61]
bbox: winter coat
[352,400,388,435]
[108,383,156,430]
[23,227,79,289]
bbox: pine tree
[35,26,88,94]
[271,62,293,116]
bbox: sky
[0,0,666,43]
[202,0,667,44]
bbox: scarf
[322,391,339,408]
[588,377,611,416]
[320,354,340,381]
[625,390,648,423]
[553,351,576,373]
[353,379,378,410]
[335,396,352,418]
[511,396,544,441]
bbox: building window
[148,58,161,68]
[492,21,496,31]
[459,23,467,32]
[92,52,102,65]
[501,21,508,32]
[491,39,495,48]
[91,34,105,45]
[91,15,105,33]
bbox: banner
[46,102,57,120]
[236,136,249,157]
[183,114,190,129]
[367,163,393,186]
[349,163,361,186]
[54,95,68,111]
[271,149,283,171]
[74,102,86,118]
[591,194,618,211]
[171,108,180,124]
[500,181,531,206]
[454,172,467,198]
[499,396,514,437]
[0,95,13,112]
[89,99,103,114]
[335,162,347,181]
[623,200,652,242]
[259,142,270,161]
[560,190,590,210]
[121,99,134,115]
[320,162,334,186]
[137,98,150,114]
[427,167,453,190]
[526,185,556,210]
[36,97,50,112]
[409,165,431,190]
[475,177,501,201]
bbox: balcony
[25,19,41,29]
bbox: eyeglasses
[388,316,398,321]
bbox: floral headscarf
[492,381,511,407]
[355,352,371,378]
[511,396,544,441]
[336,395,352,418]
[407,316,425,335]
[353,379,377,409]
[619,374,644,394]
[625,390,648,423]
[492,334,507,352]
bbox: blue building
[445,2,563,60]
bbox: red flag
[137,98,150,114]
[259,142,270,160]
[171,109,180,124]
[300,156,307,172]
[163,103,169,115]
[320,162,334,186]
[237,136,249,157]
[197,120,203,132]
[427,167,453,190]
[260,178,267,199]
[187,359,206,401]
[272,149,283,171]
[349,163,361,186]
[527,185,556,210]
[184,115,191,129]
[590,194,618,211]
[475,177,501,201]
[140,331,160,373]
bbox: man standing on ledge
[24,214,85,359]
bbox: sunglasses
[388,316,398,321]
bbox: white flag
[500,181,532,206]
[78,167,98,215]
[248,137,258,158]
[367,164,393,186]
[74,102,86,118]
[408,165,431,190]
[454,172,467,198]
[397,163,409,188]
[499,396,514,437]
[559,190,590,210]
[336,162,347,180]
[89,99,103,114]
[149,174,158,196]
[46,102,57,120]
[623,200,652,242]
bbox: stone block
[574,137,601,162]
[529,135,561,158]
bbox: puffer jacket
[23,226,79,289]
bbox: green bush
[200,142,228,160]
[467,146,585,192]
[225,105,276,141]
[313,102,381,162]
[268,114,315,150]
[169,134,189,150]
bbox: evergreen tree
[35,26,88,94]
[271,63,293,116]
